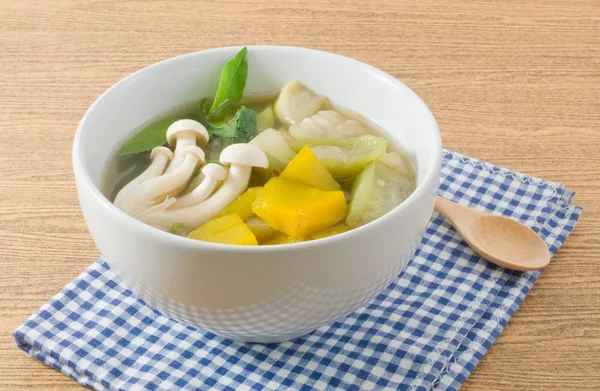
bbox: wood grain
[0,0,598,389]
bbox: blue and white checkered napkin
[14,150,581,390]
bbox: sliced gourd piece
[379,151,416,179]
[311,223,350,240]
[281,145,341,191]
[250,128,298,184]
[249,154,286,186]
[256,103,275,132]
[262,234,305,245]
[290,135,388,178]
[346,159,416,228]
[252,177,347,238]
[278,129,294,143]
[274,80,325,125]
[187,213,258,245]
[250,128,296,165]
[216,187,262,220]
[289,110,366,139]
[246,216,280,243]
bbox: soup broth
[104,97,408,199]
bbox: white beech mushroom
[137,143,268,232]
[164,119,209,175]
[170,163,227,209]
[116,145,205,217]
[114,146,173,208]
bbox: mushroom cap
[150,146,174,161]
[201,163,227,181]
[220,144,269,168]
[166,119,209,146]
[179,145,206,162]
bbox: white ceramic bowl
[73,46,441,343]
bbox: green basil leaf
[206,106,257,143]
[118,117,170,156]
[232,106,257,143]
[209,47,248,122]
[209,123,237,139]
[200,97,237,141]
[197,98,211,125]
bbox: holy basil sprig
[227,105,257,143]
[200,104,257,145]
[118,47,251,157]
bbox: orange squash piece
[252,177,347,238]
[187,213,258,246]
[280,146,341,191]
[216,187,262,221]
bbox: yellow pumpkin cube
[281,146,341,191]
[216,187,262,220]
[187,213,258,245]
[252,177,348,238]
[311,223,350,240]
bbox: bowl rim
[73,45,442,253]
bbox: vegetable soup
[104,47,416,246]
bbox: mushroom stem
[170,163,227,209]
[163,119,209,175]
[116,146,204,217]
[138,165,252,232]
[170,177,218,209]
[114,146,173,208]
[136,146,204,201]
[164,132,197,174]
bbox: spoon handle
[435,196,480,226]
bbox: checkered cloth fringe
[14,150,581,390]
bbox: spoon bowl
[435,196,550,271]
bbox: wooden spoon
[435,196,550,271]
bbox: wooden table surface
[1,0,599,389]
